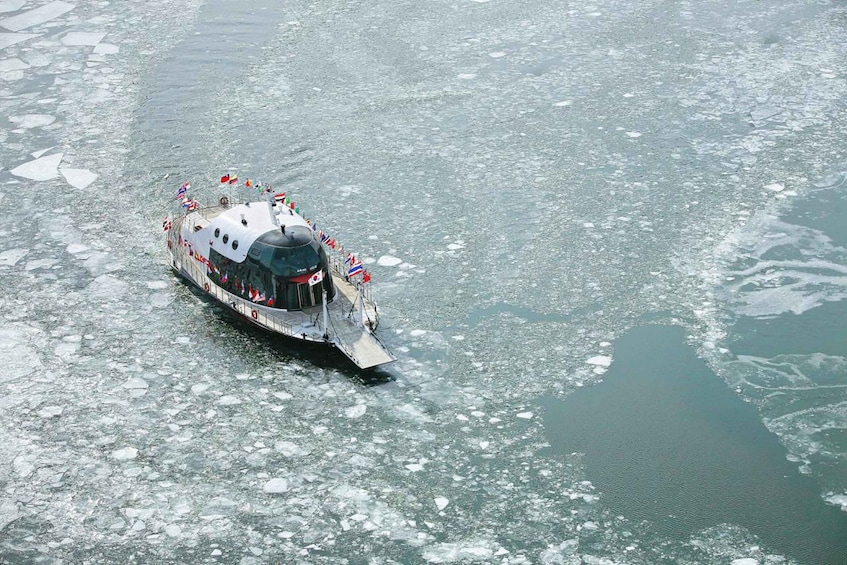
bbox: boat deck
[327,274,394,369]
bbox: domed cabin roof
[206,202,315,264]
[249,225,324,277]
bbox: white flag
[308,270,324,286]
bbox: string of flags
[165,175,374,284]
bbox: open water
[1,0,846,563]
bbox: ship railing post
[357,285,365,329]
[321,289,329,339]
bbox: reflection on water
[541,325,847,565]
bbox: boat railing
[179,253,312,340]
[327,253,375,305]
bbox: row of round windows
[214,227,239,250]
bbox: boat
[163,177,395,369]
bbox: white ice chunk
[730,560,759,565]
[826,493,847,511]
[38,405,63,418]
[488,51,506,58]
[93,42,118,54]
[122,377,148,390]
[764,182,785,192]
[216,395,241,406]
[0,32,40,49]
[262,478,289,493]
[0,1,74,32]
[0,57,28,72]
[405,463,423,472]
[434,496,449,510]
[60,168,97,189]
[345,404,367,418]
[516,411,533,419]
[0,1,26,14]
[66,243,89,254]
[410,329,427,337]
[553,100,573,107]
[112,447,138,461]
[61,31,106,46]
[0,248,27,266]
[9,114,54,128]
[586,355,612,367]
[10,152,62,181]
[164,524,181,537]
[625,131,642,138]
[377,255,402,267]
[457,73,476,79]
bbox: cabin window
[222,234,229,244]
[214,228,220,238]
[232,240,238,250]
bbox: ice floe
[0,57,28,72]
[0,1,74,32]
[0,32,40,49]
[434,496,449,510]
[377,254,402,266]
[61,32,106,46]
[10,152,62,180]
[9,113,54,128]
[111,447,138,461]
[0,1,26,14]
[60,167,98,189]
[262,478,289,494]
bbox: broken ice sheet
[60,168,98,189]
[0,1,75,32]
[10,152,62,180]
[60,32,106,46]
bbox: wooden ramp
[327,275,395,369]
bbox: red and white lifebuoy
[251,309,258,320]
[203,282,210,293]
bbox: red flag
[245,179,253,188]
[362,271,371,283]
[220,174,230,184]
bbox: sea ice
[826,493,847,511]
[10,152,62,180]
[0,1,74,32]
[60,167,98,189]
[377,255,402,266]
[9,113,54,128]
[553,100,573,107]
[93,43,119,54]
[0,1,26,13]
[489,51,506,58]
[112,447,138,461]
[730,559,759,565]
[262,478,289,493]
[434,496,449,510]
[61,32,106,46]
[764,182,785,192]
[0,57,28,72]
[0,248,27,266]
[586,355,612,367]
[0,32,40,50]
[516,411,533,419]
[345,404,367,418]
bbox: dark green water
[541,325,847,564]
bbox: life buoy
[251,309,258,320]
[203,282,210,292]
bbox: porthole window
[222,234,229,244]
[214,228,220,238]
[232,240,239,250]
